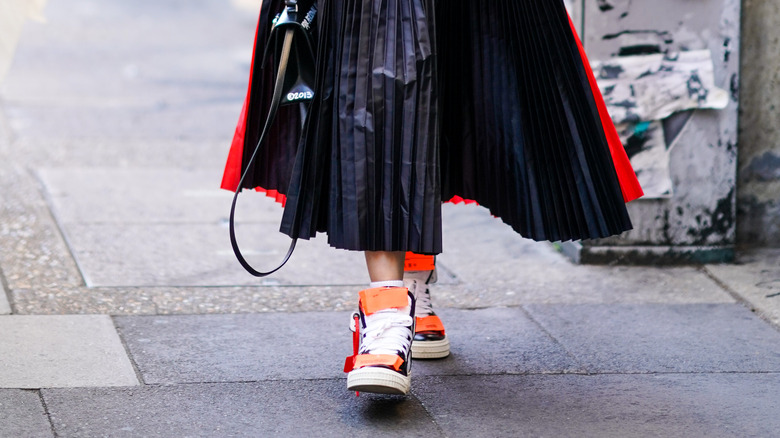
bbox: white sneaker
[344,286,416,395]
[404,274,450,359]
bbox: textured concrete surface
[527,303,780,373]
[42,380,440,438]
[115,309,580,385]
[437,204,736,307]
[738,0,780,246]
[705,248,780,326]
[1,0,779,436]
[0,389,53,438]
[415,374,780,438]
[60,221,369,287]
[115,312,349,384]
[0,315,139,388]
[412,308,580,376]
[0,282,10,315]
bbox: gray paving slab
[116,309,580,385]
[42,380,441,438]
[115,312,350,384]
[2,0,252,146]
[63,222,368,287]
[0,315,139,388]
[0,389,54,438]
[525,303,780,373]
[5,103,239,144]
[414,308,581,376]
[38,168,275,224]
[3,0,253,104]
[37,167,457,288]
[705,248,780,327]
[414,373,780,438]
[437,203,735,306]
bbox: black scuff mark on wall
[619,45,661,56]
[687,187,735,244]
[603,29,674,45]
[661,209,673,245]
[597,0,614,12]
[623,122,657,158]
[737,196,778,245]
[610,98,640,123]
[599,64,625,79]
[636,68,657,79]
[741,152,780,182]
[723,37,732,62]
[726,141,736,157]
[730,73,739,102]
[686,72,709,103]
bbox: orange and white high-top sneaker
[404,253,450,359]
[344,286,416,395]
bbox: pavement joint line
[110,316,149,386]
[518,304,589,373]
[699,264,780,332]
[0,265,14,314]
[32,168,89,289]
[35,389,57,438]
[411,394,448,438]
[97,370,780,389]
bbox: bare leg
[364,251,405,282]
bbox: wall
[738,0,780,247]
[564,0,742,263]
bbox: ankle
[369,280,404,289]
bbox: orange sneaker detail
[415,315,445,334]
[353,354,405,371]
[359,287,409,315]
[344,355,357,373]
[404,253,435,271]
[344,313,362,373]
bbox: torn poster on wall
[592,50,729,198]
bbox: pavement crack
[111,316,148,386]
[36,389,59,438]
[518,304,590,373]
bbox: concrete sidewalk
[1,0,779,436]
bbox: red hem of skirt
[566,15,643,203]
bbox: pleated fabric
[222,0,643,254]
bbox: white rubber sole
[411,336,450,359]
[347,367,411,395]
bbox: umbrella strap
[229,29,298,277]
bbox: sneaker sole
[411,336,450,359]
[347,367,411,395]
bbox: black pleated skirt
[224,0,641,254]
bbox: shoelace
[357,308,414,356]
[415,285,434,317]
